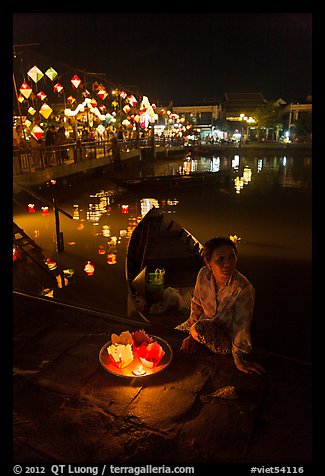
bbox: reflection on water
[13,150,312,361]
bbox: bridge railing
[13,137,187,175]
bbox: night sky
[13,12,312,105]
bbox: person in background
[13,124,24,149]
[176,237,265,375]
[45,125,56,166]
[55,126,67,164]
[109,136,122,170]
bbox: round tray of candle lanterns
[99,330,173,378]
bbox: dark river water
[13,148,312,363]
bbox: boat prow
[125,207,204,327]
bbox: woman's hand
[180,335,200,353]
[235,359,266,375]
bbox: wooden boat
[125,207,204,327]
[110,170,230,192]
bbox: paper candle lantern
[19,81,32,99]
[107,343,134,368]
[107,330,134,368]
[18,94,25,103]
[45,67,58,81]
[84,260,95,275]
[139,341,165,368]
[28,203,35,213]
[27,65,44,83]
[45,258,58,271]
[111,331,133,346]
[28,107,36,116]
[67,96,76,104]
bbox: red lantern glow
[53,83,64,93]
[28,203,35,213]
[84,260,95,275]
[71,75,82,89]
[139,341,165,368]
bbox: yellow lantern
[107,343,134,368]
[39,104,53,120]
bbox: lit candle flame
[132,365,146,376]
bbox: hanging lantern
[31,125,44,141]
[45,67,58,81]
[71,74,82,89]
[28,106,36,116]
[37,91,47,101]
[96,124,105,135]
[27,65,44,83]
[17,94,25,103]
[82,89,91,98]
[19,81,32,99]
[28,203,35,213]
[53,82,64,93]
[111,100,118,108]
[90,98,97,108]
[39,103,53,120]
[99,104,106,112]
[123,104,131,115]
[127,95,137,107]
[24,119,31,128]
[67,96,76,104]
[120,90,127,99]
[97,89,108,100]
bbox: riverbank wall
[13,142,311,194]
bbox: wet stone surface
[12,295,312,465]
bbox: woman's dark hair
[202,237,237,262]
